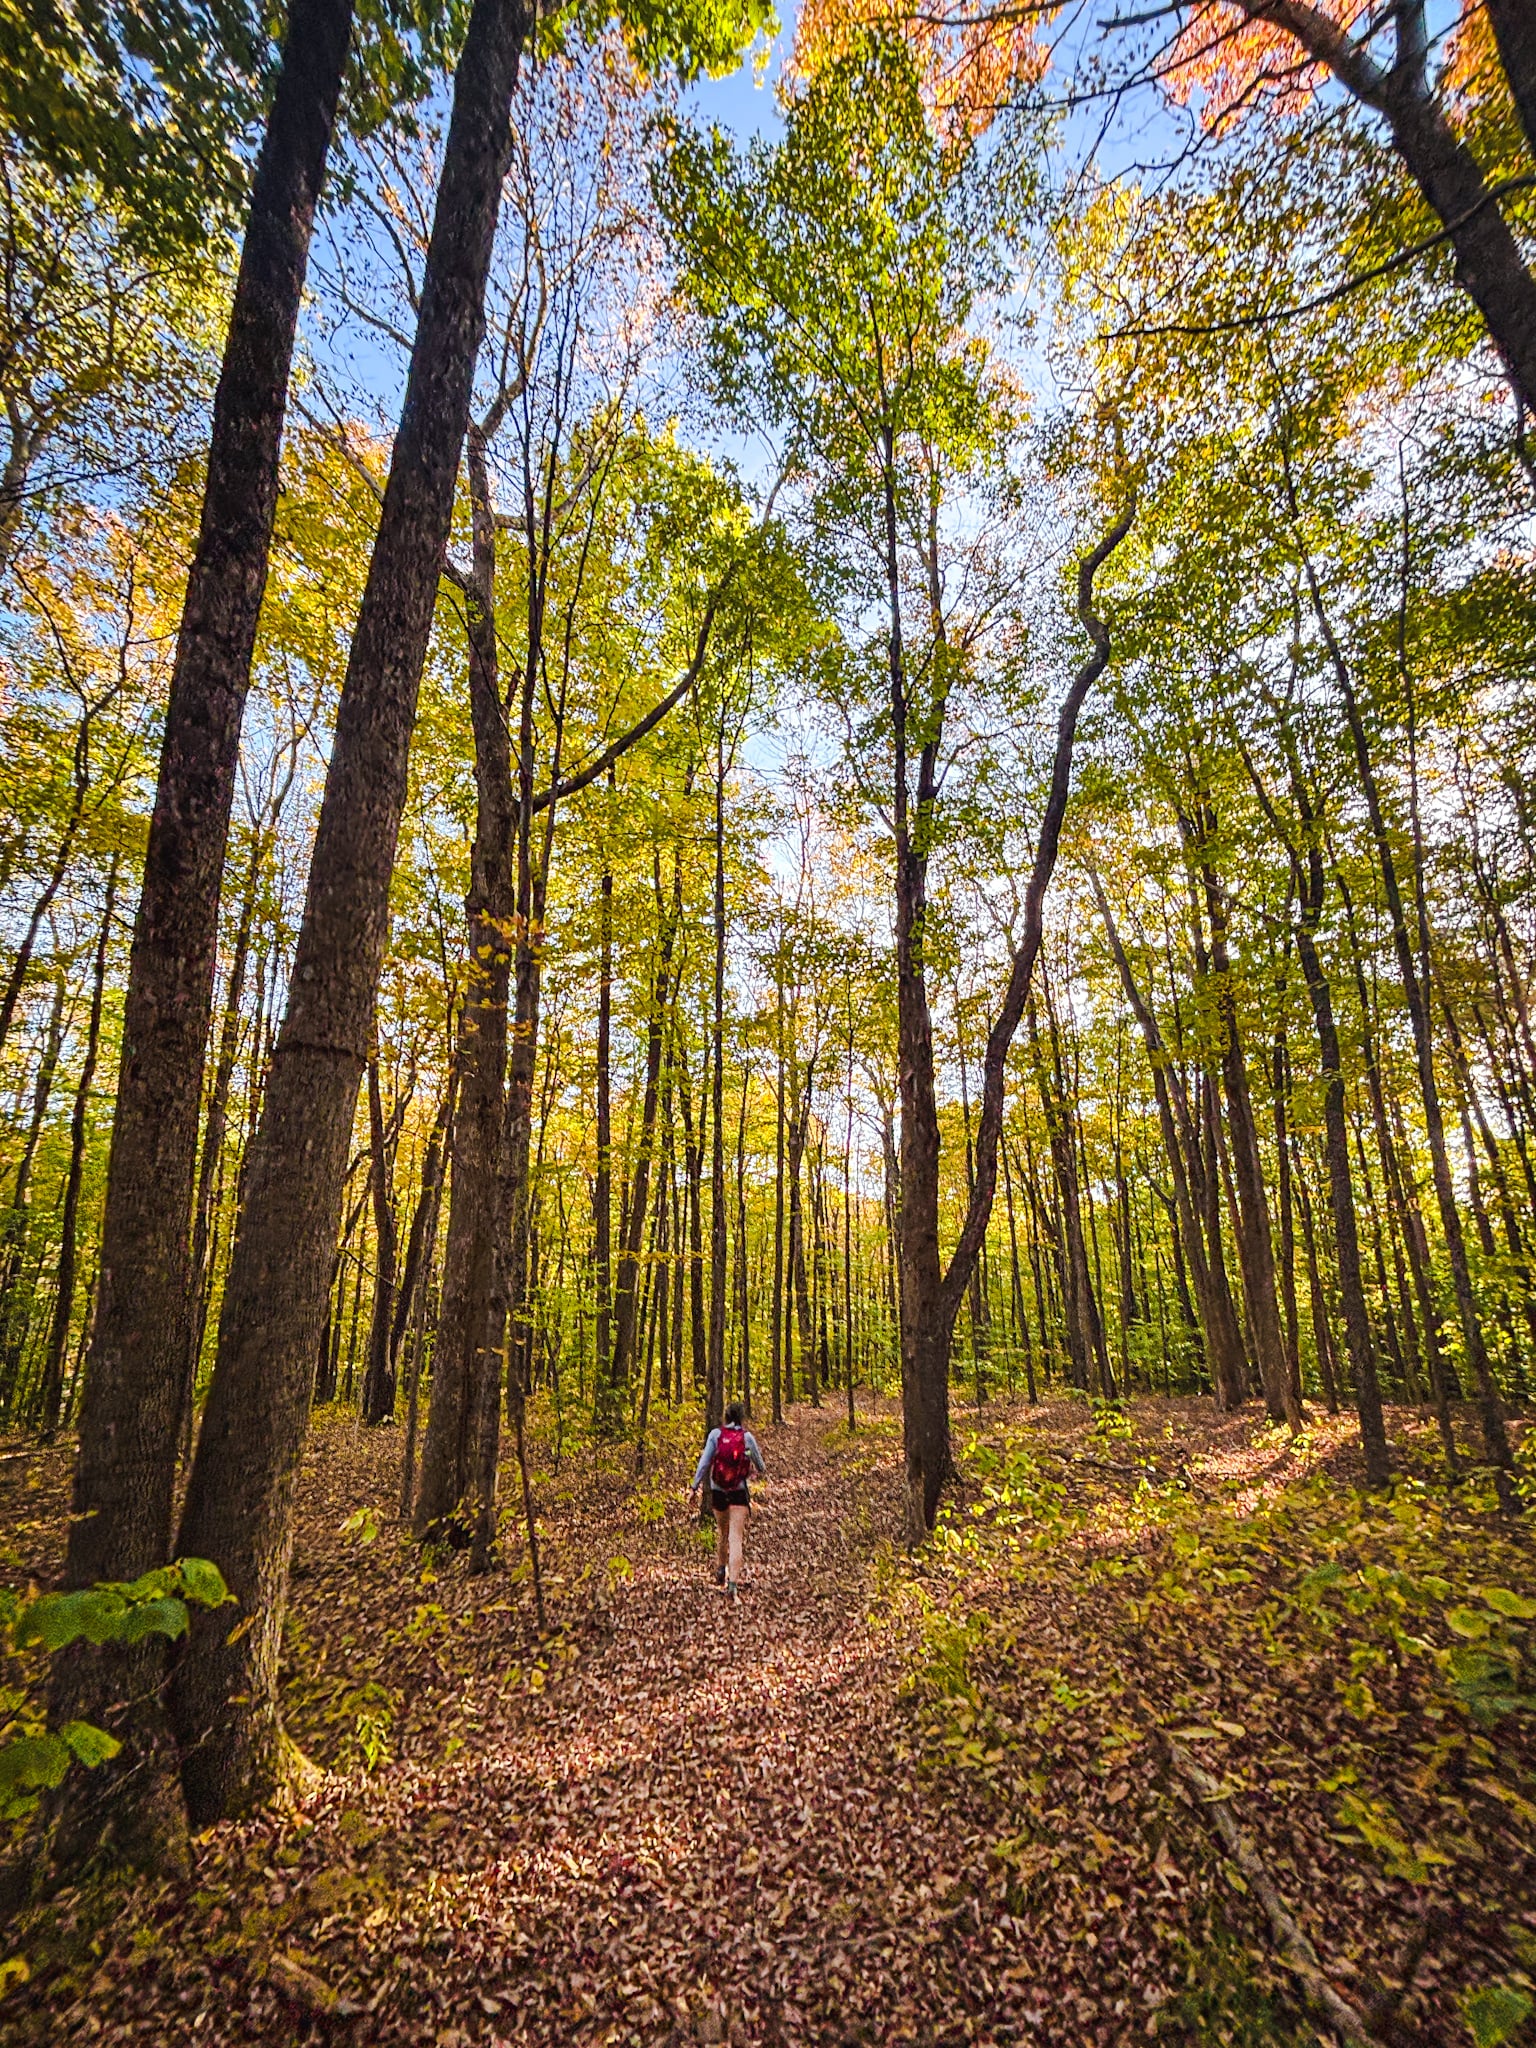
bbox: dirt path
[325,1410,1010,2046]
[26,1409,1024,2047]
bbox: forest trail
[26,1407,1030,2047]
[332,1408,1009,2047]
[18,1398,1534,2046]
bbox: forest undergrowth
[1,1398,1533,2047]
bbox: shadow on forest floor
[1,1393,1533,2046]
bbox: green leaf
[1447,1605,1490,1639]
[15,1588,127,1650]
[58,1721,121,1769]
[123,1568,178,1602]
[175,1558,231,1609]
[0,1734,72,1797]
[339,1507,380,1546]
[1480,1587,1536,1622]
[116,1597,189,1644]
[1464,1982,1534,2048]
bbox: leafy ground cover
[0,1398,1532,2045]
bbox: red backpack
[711,1425,750,1491]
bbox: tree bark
[44,0,357,1881]
[612,862,680,1395]
[1089,868,1250,1410]
[359,1052,399,1424]
[1279,769,1389,1476]
[171,0,533,1826]
[1486,0,1536,173]
[184,841,259,1440]
[413,472,515,1534]
[706,721,729,1433]
[771,932,785,1425]
[0,969,66,1406]
[1192,828,1301,1429]
[1289,491,1514,1495]
[1244,0,1536,409]
[37,859,117,1437]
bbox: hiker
[687,1403,766,1598]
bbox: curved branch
[938,493,1136,1327]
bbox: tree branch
[939,494,1136,1327]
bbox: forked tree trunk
[43,0,357,1882]
[900,501,1134,1536]
[171,0,533,1825]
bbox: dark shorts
[711,1486,750,1511]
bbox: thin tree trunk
[0,969,67,1403]
[706,721,728,1434]
[612,860,680,1395]
[771,935,785,1425]
[593,819,615,1428]
[1289,493,1513,1495]
[360,1052,399,1424]
[184,843,259,1438]
[398,1080,451,1520]
[1088,869,1247,1407]
[37,859,117,1437]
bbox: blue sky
[684,8,793,144]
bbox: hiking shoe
[725,1581,740,1601]
[714,1563,726,1587]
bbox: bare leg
[713,1506,729,1582]
[727,1503,749,1586]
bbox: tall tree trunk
[37,859,117,1437]
[786,1060,815,1393]
[359,1052,400,1424]
[771,936,785,1425]
[184,843,259,1439]
[1191,831,1300,1429]
[593,827,615,1430]
[44,0,358,1880]
[735,1061,751,1415]
[1291,505,1514,1495]
[612,861,680,1395]
[843,994,856,1428]
[417,415,520,1533]
[1089,869,1247,1406]
[1000,1123,1037,1403]
[900,504,1133,1533]
[397,1074,452,1520]
[706,723,728,1433]
[171,0,533,1826]
[0,969,67,1404]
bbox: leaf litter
[1,1397,1533,2045]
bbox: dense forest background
[1,0,1535,2038]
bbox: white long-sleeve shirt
[690,1427,767,1491]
